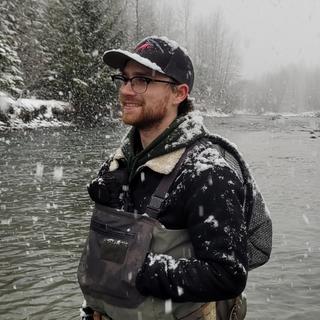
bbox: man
[78,36,271,320]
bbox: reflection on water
[1,115,319,319]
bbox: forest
[1,0,320,124]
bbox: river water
[0,114,319,320]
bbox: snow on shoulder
[192,144,228,176]
[169,111,208,149]
[170,111,230,176]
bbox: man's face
[118,61,177,130]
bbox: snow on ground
[200,106,320,118]
[1,91,319,130]
[203,110,231,118]
[195,104,231,118]
[0,91,75,130]
[263,111,320,118]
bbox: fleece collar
[120,112,209,181]
[110,147,185,175]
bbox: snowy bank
[203,110,231,118]
[0,92,75,130]
[195,103,231,118]
[204,108,320,118]
[263,111,320,118]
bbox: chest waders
[78,140,253,320]
[79,204,217,320]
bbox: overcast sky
[195,0,320,79]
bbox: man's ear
[173,84,189,105]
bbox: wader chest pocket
[91,220,134,264]
[78,204,158,308]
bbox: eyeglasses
[111,74,177,94]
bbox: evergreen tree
[70,0,127,122]
[36,0,127,123]
[14,0,47,95]
[0,0,24,96]
[35,0,80,100]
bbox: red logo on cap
[135,42,153,52]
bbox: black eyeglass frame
[111,74,177,94]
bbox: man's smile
[122,103,140,108]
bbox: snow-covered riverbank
[0,92,75,130]
[1,92,319,131]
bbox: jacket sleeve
[135,164,248,302]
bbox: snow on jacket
[89,112,248,303]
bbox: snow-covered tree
[14,0,47,95]
[123,1,240,112]
[34,0,128,122]
[132,0,158,42]
[0,1,24,96]
[189,10,240,111]
[236,64,320,114]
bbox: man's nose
[120,81,135,95]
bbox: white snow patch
[92,49,99,57]
[264,111,320,118]
[302,214,310,225]
[204,215,219,228]
[201,185,208,191]
[165,299,172,314]
[193,148,227,175]
[0,92,74,130]
[0,93,15,113]
[32,216,38,223]
[35,163,44,178]
[1,217,12,225]
[1,117,73,130]
[222,253,235,262]
[104,49,164,73]
[104,238,128,246]
[148,253,180,273]
[53,166,63,181]
[202,110,231,118]
[177,286,184,296]
[149,35,189,55]
[168,111,207,148]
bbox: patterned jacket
[89,112,250,302]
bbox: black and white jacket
[89,113,249,303]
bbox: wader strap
[145,142,200,219]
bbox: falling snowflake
[35,162,44,178]
[53,166,63,181]
[165,299,172,314]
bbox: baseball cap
[103,36,194,92]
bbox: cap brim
[103,49,165,74]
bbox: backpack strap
[145,142,199,219]
[145,135,272,269]
[144,137,245,219]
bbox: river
[0,114,319,320]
